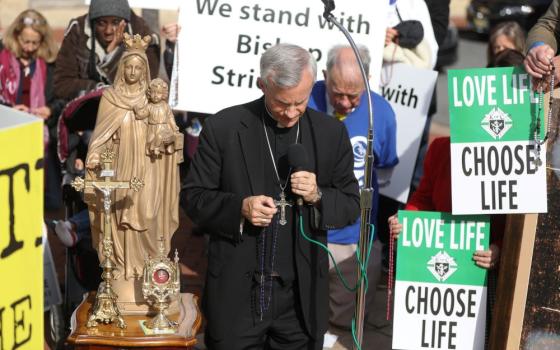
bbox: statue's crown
[123,32,151,53]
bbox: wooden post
[489,214,538,349]
[490,91,560,348]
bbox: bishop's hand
[290,171,320,204]
[242,195,278,227]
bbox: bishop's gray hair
[260,43,317,88]
[326,44,371,76]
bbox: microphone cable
[297,214,375,293]
[297,214,374,350]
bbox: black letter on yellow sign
[0,305,4,349]
[11,295,32,349]
[34,159,43,247]
[0,164,29,259]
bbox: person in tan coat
[524,0,560,82]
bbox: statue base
[67,292,201,349]
[111,277,180,316]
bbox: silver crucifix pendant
[274,191,292,226]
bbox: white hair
[260,43,317,88]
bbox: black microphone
[321,0,335,20]
[288,144,309,209]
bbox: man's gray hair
[260,43,317,88]
[326,44,371,76]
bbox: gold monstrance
[71,148,144,328]
[142,236,180,332]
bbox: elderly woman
[0,9,65,209]
[0,9,61,116]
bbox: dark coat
[527,0,560,53]
[424,0,451,46]
[53,11,160,100]
[185,97,360,341]
[45,63,66,139]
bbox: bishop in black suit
[185,43,360,350]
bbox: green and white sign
[393,211,489,350]
[448,67,547,214]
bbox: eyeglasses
[22,16,45,26]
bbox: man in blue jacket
[308,44,398,328]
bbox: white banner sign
[85,0,180,10]
[172,0,387,113]
[379,63,438,203]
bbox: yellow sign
[0,116,44,350]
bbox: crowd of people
[1,0,557,349]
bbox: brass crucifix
[71,148,143,329]
[273,191,293,226]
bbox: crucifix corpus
[274,191,293,226]
[72,148,143,328]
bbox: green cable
[297,216,375,350]
[298,216,374,292]
[350,224,375,350]
[351,318,363,350]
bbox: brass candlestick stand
[142,236,180,331]
[72,148,144,329]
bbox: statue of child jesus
[135,78,180,156]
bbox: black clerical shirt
[261,112,300,284]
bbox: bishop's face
[259,69,314,128]
[123,55,144,85]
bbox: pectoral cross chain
[273,191,293,226]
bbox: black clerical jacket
[185,97,360,341]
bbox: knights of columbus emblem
[427,251,458,282]
[480,107,513,139]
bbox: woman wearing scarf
[0,9,65,209]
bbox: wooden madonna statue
[84,32,182,314]
[67,33,199,349]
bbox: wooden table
[67,292,201,349]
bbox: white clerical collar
[264,98,289,128]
